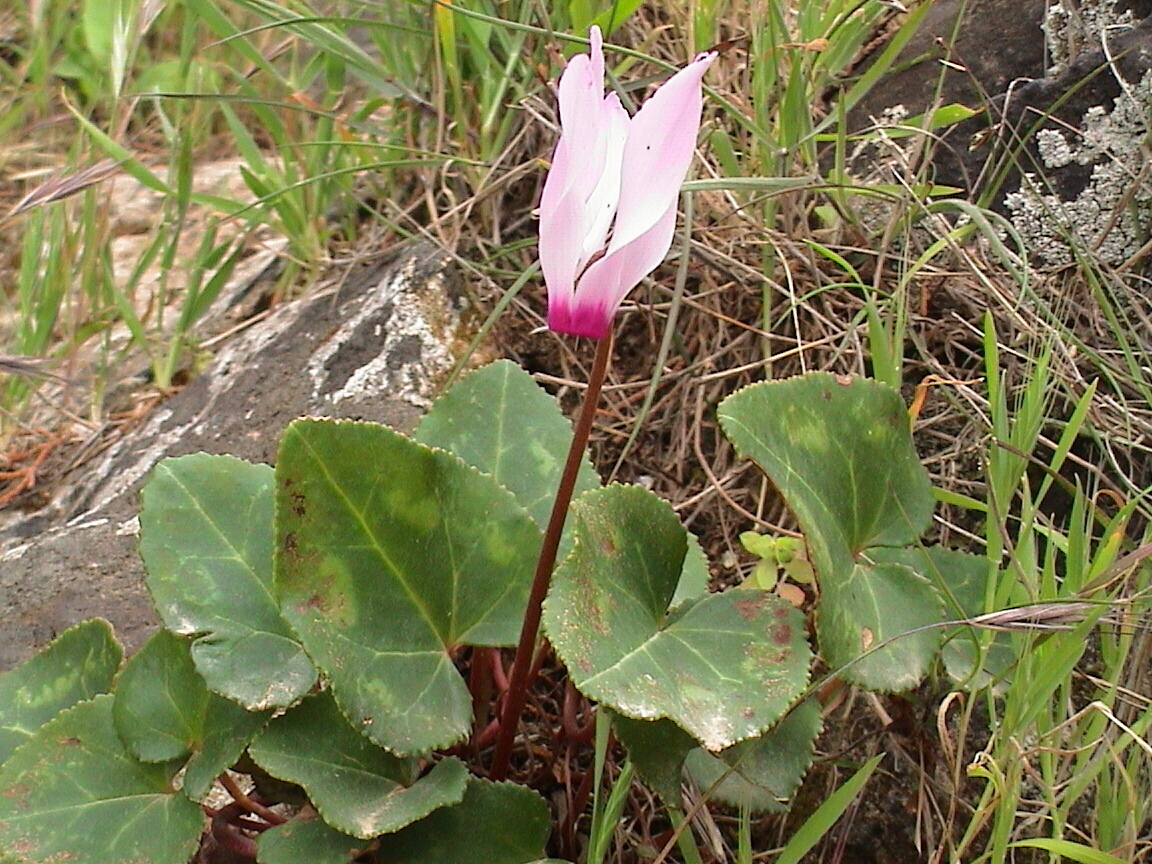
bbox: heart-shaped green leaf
[0,695,202,864]
[684,699,822,812]
[113,629,213,763]
[248,692,468,839]
[545,485,811,751]
[140,453,316,710]
[718,373,934,577]
[719,373,941,691]
[414,359,600,530]
[112,629,270,800]
[373,778,550,864]
[275,419,541,754]
[257,817,365,864]
[816,557,943,690]
[879,546,1014,689]
[0,619,121,765]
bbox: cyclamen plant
[0,28,986,864]
[491,25,716,780]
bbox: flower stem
[489,333,613,780]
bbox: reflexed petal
[588,26,604,97]
[556,29,605,151]
[608,52,715,255]
[540,29,715,339]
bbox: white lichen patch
[1035,128,1074,168]
[306,257,462,410]
[1044,0,1142,74]
[1004,70,1152,266]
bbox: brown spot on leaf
[735,595,767,620]
[283,532,297,554]
[747,642,790,665]
[599,533,617,555]
[590,607,609,635]
[772,623,792,644]
[835,373,853,386]
[576,576,610,634]
[861,627,874,650]
[57,736,80,746]
[290,490,306,517]
[298,593,327,615]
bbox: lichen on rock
[1044,0,1146,74]
[1004,68,1152,266]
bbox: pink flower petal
[563,201,679,339]
[540,28,629,322]
[539,31,715,339]
[576,93,628,271]
[539,151,587,311]
[608,51,715,256]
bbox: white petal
[566,200,679,338]
[608,52,715,255]
[576,94,629,273]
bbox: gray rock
[848,0,1049,152]
[999,13,1152,264]
[847,0,1152,263]
[0,244,467,670]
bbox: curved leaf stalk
[217,771,285,828]
[489,334,613,780]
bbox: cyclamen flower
[539,28,716,339]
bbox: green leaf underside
[414,359,600,531]
[274,419,541,754]
[0,619,121,765]
[684,699,822,813]
[140,453,316,710]
[248,692,468,839]
[113,630,270,801]
[545,486,811,751]
[717,373,934,578]
[257,817,366,864]
[0,695,202,864]
[373,778,550,864]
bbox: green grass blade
[775,754,883,864]
[1009,838,1130,864]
